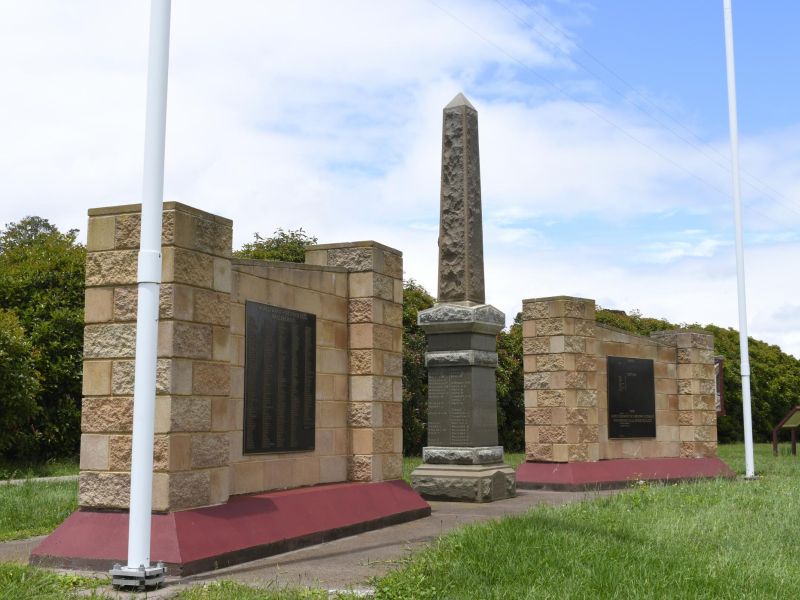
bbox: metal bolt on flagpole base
[110,562,167,590]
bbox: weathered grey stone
[437,93,485,304]
[410,463,515,502]
[382,251,403,279]
[194,289,230,326]
[383,352,402,376]
[169,470,210,510]
[328,247,373,271]
[425,349,498,368]
[422,445,504,465]
[191,433,229,468]
[418,303,504,334]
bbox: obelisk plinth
[410,93,516,502]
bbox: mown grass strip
[175,580,362,599]
[0,563,106,599]
[0,479,77,542]
[379,444,800,599]
[0,456,79,480]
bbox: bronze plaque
[607,356,656,438]
[244,301,315,454]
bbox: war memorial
[29,94,732,577]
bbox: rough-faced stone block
[86,250,138,286]
[191,433,229,468]
[192,363,229,396]
[169,470,211,510]
[79,471,130,509]
[82,397,133,433]
[84,323,137,359]
[348,455,373,482]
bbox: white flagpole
[722,0,755,478]
[113,0,171,587]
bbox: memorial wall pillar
[80,202,232,511]
[305,243,404,482]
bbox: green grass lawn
[1,445,797,599]
[0,479,77,542]
[0,456,79,480]
[377,443,800,599]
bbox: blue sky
[0,1,798,356]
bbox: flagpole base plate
[110,562,166,590]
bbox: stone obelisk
[410,93,516,502]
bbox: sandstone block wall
[80,203,404,512]
[305,243,404,482]
[522,296,716,463]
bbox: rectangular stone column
[675,332,717,458]
[81,202,232,511]
[305,242,404,482]
[522,296,599,462]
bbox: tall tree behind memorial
[0,217,85,459]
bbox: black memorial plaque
[244,301,315,454]
[607,356,656,438]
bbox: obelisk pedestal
[410,93,515,502]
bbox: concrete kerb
[4,487,615,597]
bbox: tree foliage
[596,307,800,443]
[234,228,318,263]
[402,280,434,455]
[496,314,525,452]
[0,217,85,459]
[0,309,41,455]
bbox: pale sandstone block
[321,295,348,323]
[352,429,374,454]
[209,467,230,505]
[263,460,293,491]
[85,288,113,323]
[539,426,567,444]
[316,374,334,401]
[83,360,112,396]
[552,444,569,462]
[316,429,335,455]
[211,397,236,431]
[193,363,230,396]
[80,434,109,471]
[111,358,172,395]
[383,402,402,428]
[334,375,349,401]
[318,347,348,375]
[523,337,549,355]
[292,458,320,487]
[232,461,263,495]
[373,429,394,454]
[382,454,403,480]
[86,216,115,251]
[349,272,374,298]
[169,434,192,471]
[318,456,347,484]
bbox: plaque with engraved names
[244,301,315,454]
[607,356,656,438]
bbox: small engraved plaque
[244,301,315,453]
[607,356,656,438]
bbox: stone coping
[231,258,349,273]
[88,202,233,225]
[307,241,401,256]
[522,295,594,304]
[422,446,505,465]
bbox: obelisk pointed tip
[445,92,475,111]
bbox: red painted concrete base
[30,480,430,576]
[516,457,735,491]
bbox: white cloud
[1,0,799,357]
